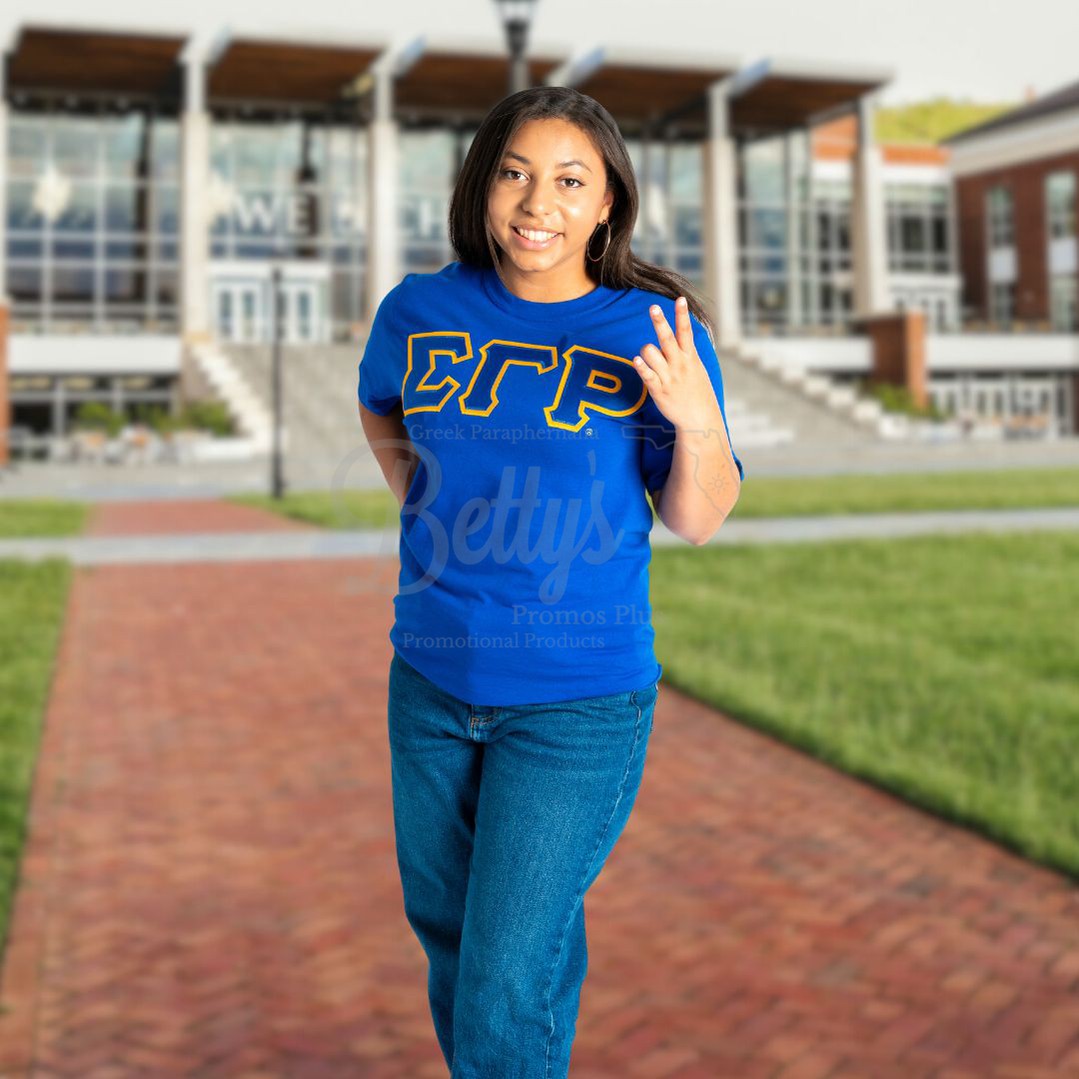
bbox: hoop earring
[586,219,612,262]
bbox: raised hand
[633,296,725,434]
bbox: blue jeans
[386,650,659,1079]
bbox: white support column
[702,78,741,351]
[851,93,890,317]
[806,123,820,327]
[365,62,399,320]
[180,48,211,343]
[784,129,803,331]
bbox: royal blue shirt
[358,260,743,706]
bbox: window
[987,186,1013,248]
[1046,171,1076,240]
[990,281,1013,325]
[886,183,952,273]
[1050,275,1078,332]
[6,106,180,334]
[1045,171,1077,331]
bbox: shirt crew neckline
[478,262,625,322]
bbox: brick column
[855,309,928,407]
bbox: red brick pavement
[1,553,1078,1078]
[86,498,319,536]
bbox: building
[942,79,1079,332]
[1,20,1077,458]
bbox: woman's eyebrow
[503,151,592,173]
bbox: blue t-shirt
[358,260,743,706]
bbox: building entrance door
[209,262,329,345]
[213,281,264,344]
[280,281,319,344]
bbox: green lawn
[0,499,88,538]
[228,466,1079,530]
[651,530,1079,881]
[0,560,72,955]
[0,467,1075,538]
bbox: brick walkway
[86,498,319,537]
[1,531,1078,1076]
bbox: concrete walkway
[1,496,1078,1077]
[1,505,1078,565]
[1,433,1078,502]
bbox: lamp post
[270,261,286,499]
[493,0,539,95]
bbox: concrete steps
[194,332,938,488]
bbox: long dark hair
[448,85,717,342]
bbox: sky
[4,0,1079,107]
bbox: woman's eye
[500,168,583,189]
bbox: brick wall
[954,149,1079,323]
[855,310,928,408]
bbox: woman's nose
[521,186,553,214]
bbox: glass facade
[738,131,856,335]
[400,127,463,276]
[208,113,367,342]
[886,182,952,274]
[6,104,180,334]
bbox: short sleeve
[639,309,744,493]
[357,280,409,415]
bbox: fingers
[649,303,678,355]
[637,296,693,388]
[634,342,669,385]
[674,295,693,352]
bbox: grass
[226,466,1079,531]
[0,499,88,538]
[724,466,1079,518]
[0,560,73,955]
[650,530,1079,881]
[1,467,1075,538]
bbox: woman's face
[487,117,615,296]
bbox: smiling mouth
[512,225,560,242]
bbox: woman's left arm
[634,297,742,546]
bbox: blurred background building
[1,20,1077,478]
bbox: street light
[493,0,539,95]
[270,257,286,500]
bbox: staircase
[724,344,927,445]
[196,334,924,489]
[187,341,275,451]
[214,343,381,490]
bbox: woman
[357,85,744,1078]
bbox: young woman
[358,85,743,1079]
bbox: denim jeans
[386,649,659,1079]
